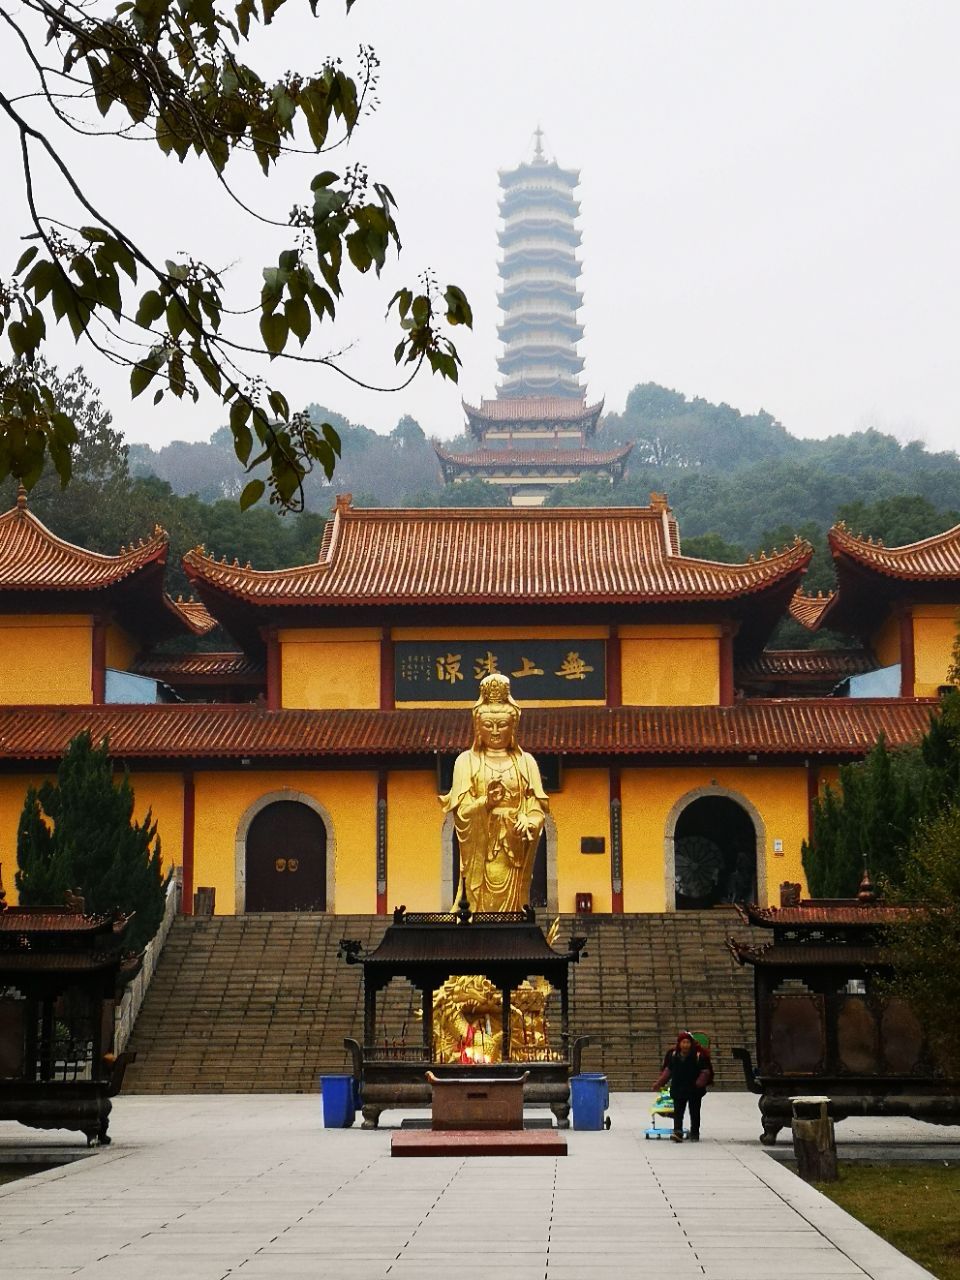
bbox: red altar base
[391,1130,567,1157]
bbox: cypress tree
[14,732,166,951]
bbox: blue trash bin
[570,1073,609,1131]
[320,1074,356,1128]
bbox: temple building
[0,489,954,921]
[435,133,632,506]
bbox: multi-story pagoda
[436,131,632,507]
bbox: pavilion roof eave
[0,698,935,764]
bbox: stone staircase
[123,911,759,1094]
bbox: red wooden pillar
[898,608,915,697]
[181,769,195,915]
[376,770,388,915]
[380,627,394,710]
[719,622,737,707]
[264,627,281,709]
[91,617,107,704]
[606,625,621,708]
[610,767,624,914]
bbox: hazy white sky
[3,0,959,453]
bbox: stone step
[124,912,759,1094]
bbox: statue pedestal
[426,1070,528,1130]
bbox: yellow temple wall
[105,624,139,673]
[387,770,446,911]
[0,615,92,705]
[550,768,612,913]
[913,605,959,696]
[131,772,185,877]
[619,765,810,911]
[871,615,901,669]
[619,625,721,706]
[279,628,381,710]
[0,772,52,905]
[192,769,378,914]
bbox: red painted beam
[719,624,736,707]
[899,608,915,697]
[91,617,107,705]
[606,625,621,708]
[264,627,281,710]
[380,627,394,710]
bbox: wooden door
[245,801,327,912]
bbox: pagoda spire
[496,138,584,400]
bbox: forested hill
[122,381,960,648]
[20,370,959,648]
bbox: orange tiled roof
[463,398,603,423]
[0,494,166,591]
[164,596,218,636]
[830,521,960,579]
[132,652,263,680]
[434,444,632,467]
[736,649,875,679]
[739,903,909,927]
[183,497,813,608]
[789,589,834,629]
[0,699,934,762]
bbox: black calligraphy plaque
[395,639,605,702]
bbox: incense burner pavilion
[0,488,953,919]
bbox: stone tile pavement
[1,1092,957,1280]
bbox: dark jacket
[653,1031,711,1097]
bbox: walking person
[652,1030,712,1142]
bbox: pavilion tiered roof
[462,397,604,438]
[434,444,632,470]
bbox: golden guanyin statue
[441,672,548,914]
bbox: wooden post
[500,986,512,1062]
[791,1096,838,1182]
[898,608,915,697]
[422,985,434,1062]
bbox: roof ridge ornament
[334,493,353,515]
[15,485,27,510]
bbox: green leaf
[135,290,165,327]
[259,312,288,356]
[240,479,266,510]
[444,284,473,328]
[285,297,311,345]
[14,246,39,275]
[130,360,160,399]
[267,388,290,419]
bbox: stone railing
[115,868,181,1053]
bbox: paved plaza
[1,1093,956,1280]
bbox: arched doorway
[449,830,548,910]
[245,800,328,912]
[672,795,757,909]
